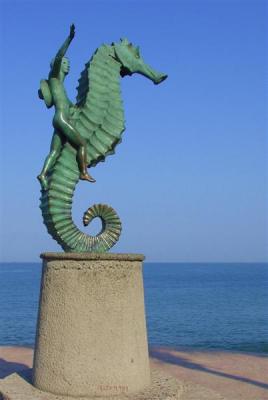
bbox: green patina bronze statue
[38,24,167,252]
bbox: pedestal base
[0,368,184,400]
[33,253,151,397]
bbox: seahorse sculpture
[38,25,167,253]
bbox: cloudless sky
[0,0,267,262]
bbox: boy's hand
[70,24,75,40]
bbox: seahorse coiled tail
[40,143,122,252]
[40,44,124,252]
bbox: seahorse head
[112,38,167,85]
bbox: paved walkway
[0,346,267,399]
[150,347,268,400]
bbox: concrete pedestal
[33,253,151,398]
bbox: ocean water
[0,262,267,353]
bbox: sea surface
[0,262,267,353]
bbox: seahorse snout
[153,73,168,85]
[136,62,168,85]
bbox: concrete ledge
[0,368,184,400]
[40,252,145,261]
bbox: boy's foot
[37,174,48,190]
[80,173,96,183]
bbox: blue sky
[0,0,267,262]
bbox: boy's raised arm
[50,24,75,77]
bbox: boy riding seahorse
[37,24,95,190]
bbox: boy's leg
[55,115,95,183]
[37,131,63,189]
